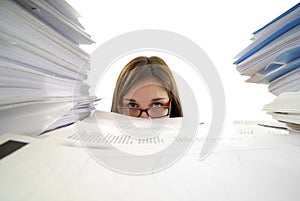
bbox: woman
[111,56,183,118]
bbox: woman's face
[119,78,170,118]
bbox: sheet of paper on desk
[42,110,207,156]
[3,112,300,201]
[1,128,300,201]
[42,111,298,156]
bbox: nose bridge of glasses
[138,109,150,118]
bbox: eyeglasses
[118,105,170,118]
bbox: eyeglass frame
[118,101,171,118]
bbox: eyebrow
[122,98,167,102]
[151,98,168,102]
[122,98,136,102]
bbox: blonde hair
[111,56,183,117]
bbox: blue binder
[261,46,300,74]
[253,3,300,35]
[262,57,300,83]
[234,16,300,65]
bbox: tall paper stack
[0,0,98,135]
[234,3,300,132]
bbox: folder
[234,16,300,65]
[269,68,300,95]
[252,3,300,37]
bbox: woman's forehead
[124,82,169,101]
[133,77,162,86]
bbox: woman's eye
[152,102,162,108]
[128,102,138,109]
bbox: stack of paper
[0,0,97,136]
[234,3,300,131]
[234,3,300,95]
[263,91,300,132]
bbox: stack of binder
[234,3,300,132]
[0,0,97,135]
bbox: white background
[67,0,299,124]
